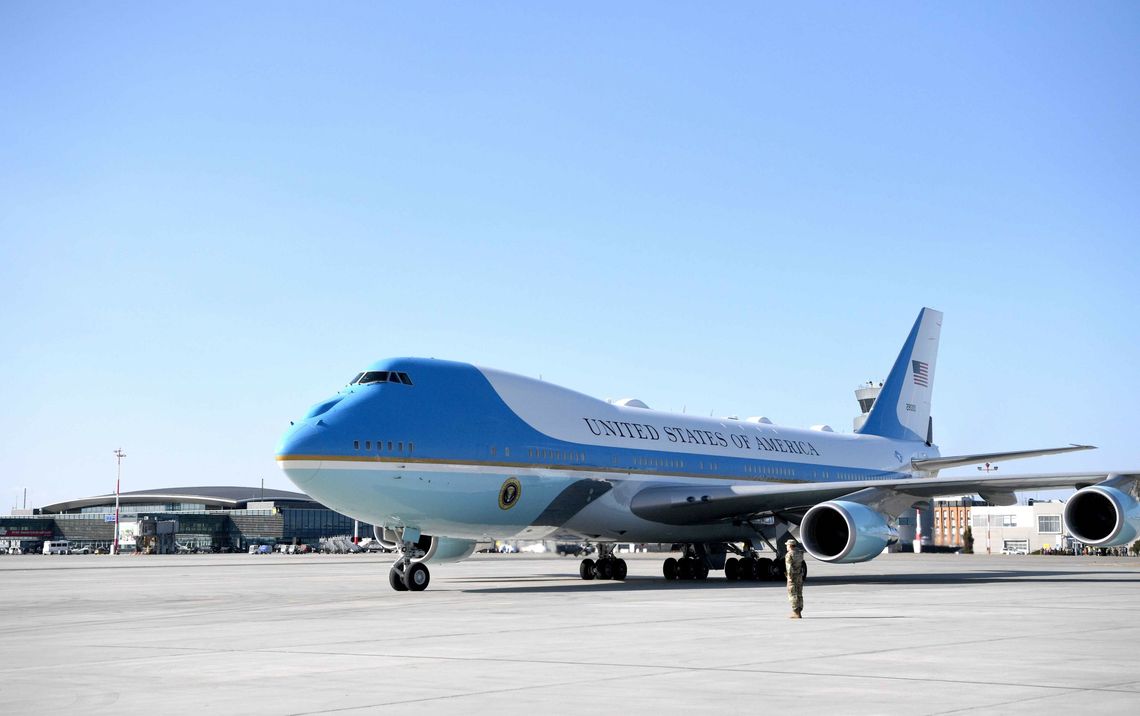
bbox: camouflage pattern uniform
[785,538,805,618]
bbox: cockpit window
[356,370,414,386]
[349,372,364,385]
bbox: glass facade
[2,495,373,553]
[284,509,369,541]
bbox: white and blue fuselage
[277,309,1133,593]
[276,358,937,545]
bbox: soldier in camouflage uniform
[785,536,805,618]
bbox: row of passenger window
[526,447,586,464]
[353,440,413,453]
[355,440,831,481]
[632,456,685,469]
[743,464,797,478]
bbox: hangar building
[0,486,374,554]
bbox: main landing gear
[579,544,628,581]
[724,554,782,582]
[662,544,711,580]
[662,555,709,580]
[660,543,806,583]
[388,532,430,592]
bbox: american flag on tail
[912,360,929,387]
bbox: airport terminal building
[0,486,375,554]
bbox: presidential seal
[498,477,521,510]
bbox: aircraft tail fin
[856,308,943,442]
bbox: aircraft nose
[277,421,325,458]
[277,422,327,491]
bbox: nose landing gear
[387,531,431,592]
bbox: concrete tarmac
[1,552,1138,715]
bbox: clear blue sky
[2,3,1138,509]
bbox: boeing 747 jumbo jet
[277,308,1138,591]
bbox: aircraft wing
[628,471,1138,526]
[910,444,1095,471]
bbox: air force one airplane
[277,308,1139,592]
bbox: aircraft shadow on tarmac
[455,569,1140,594]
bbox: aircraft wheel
[580,558,596,580]
[677,557,694,580]
[694,561,709,580]
[724,557,739,581]
[663,557,678,580]
[404,562,430,591]
[613,558,628,581]
[738,558,755,581]
[773,560,786,579]
[389,565,409,592]
[756,557,774,581]
[595,558,614,580]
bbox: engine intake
[801,500,898,563]
[1064,484,1140,547]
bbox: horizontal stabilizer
[911,444,1095,472]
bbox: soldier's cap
[786,537,798,545]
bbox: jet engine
[800,500,898,563]
[418,536,478,563]
[372,526,476,563]
[1064,483,1140,547]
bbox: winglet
[856,308,943,442]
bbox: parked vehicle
[42,540,70,555]
[360,539,392,553]
[555,543,590,557]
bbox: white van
[42,540,70,555]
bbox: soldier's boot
[789,611,802,619]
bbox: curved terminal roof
[42,486,318,514]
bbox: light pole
[978,462,998,553]
[113,448,126,555]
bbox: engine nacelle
[372,527,476,564]
[1064,484,1140,547]
[801,500,898,563]
[418,536,478,564]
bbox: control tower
[853,381,882,431]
